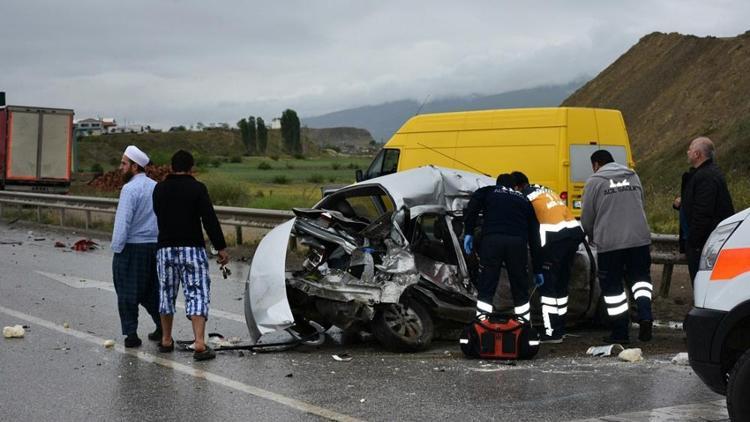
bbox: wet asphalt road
[0,222,729,421]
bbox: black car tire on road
[727,348,750,421]
[372,300,433,352]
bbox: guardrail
[0,190,293,245]
[0,190,687,297]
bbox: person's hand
[216,249,229,266]
[463,235,473,254]
[673,196,681,209]
[534,273,545,287]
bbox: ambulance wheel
[372,300,433,352]
[727,348,750,421]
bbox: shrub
[328,176,337,183]
[270,155,280,161]
[272,175,290,184]
[202,177,249,206]
[307,174,324,183]
[90,163,103,173]
[210,158,223,168]
[293,153,306,160]
[229,155,242,163]
[258,161,272,170]
[331,163,341,170]
[285,162,295,170]
[108,157,119,166]
[347,163,359,170]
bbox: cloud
[1,0,748,127]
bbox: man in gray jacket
[582,150,653,343]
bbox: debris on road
[0,240,23,245]
[618,348,643,362]
[63,322,70,329]
[285,373,293,378]
[671,352,690,365]
[359,398,366,403]
[72,239,98,251]
[103,340,115,348]
[332,353,352,362]
[3,325,25,338]
[54,241,66,248]
[586,344,624,357]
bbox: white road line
[0,304,363,422]
[36,270,245,323]
[569,399,728,422]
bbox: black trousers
[538,236,581,336]
[686,245,702,285]
[477,234,530,315]
[112,243,161,335]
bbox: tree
[280,109,301,155]
[256,117,268,154]
[237,118,250,154]
[247,116,257,155]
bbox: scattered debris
[285,373,293,378]
[88,165,171,191]
[103,340,115,348]
[618,348,643,362]
[3,325,25,338]
[54,241,66,248]
[332,353,352,362]
[72,239,98,252]
[359,399,366,403]
[0,240,23,245]
[671,352,690,365]
[586,344,625,357]
[33,237,46,241]
[63,322,70,329]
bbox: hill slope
[304,80,585,142]
[563,31,750,230]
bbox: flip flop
[157,340,174,353]
[193,346,216,361]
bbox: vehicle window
[570,145,627,182]
[365,149,385,179]
[412,214,458,265]
[346,196,382,222]
[381,149,400,176]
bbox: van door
[361,148,400,180]
[568,144,628,213]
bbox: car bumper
[685,307,728,395]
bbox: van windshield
[570,145,627,182]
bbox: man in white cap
[111,145,161,347]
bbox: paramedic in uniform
[463,173,542,322]
[512,171,584,343]
[582,150,653,344]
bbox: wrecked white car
[244,166,596,352]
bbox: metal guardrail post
[659,264,674,298]
[59,208,65,226]
[85,210,91,230]
[36,206,41,222]
[235,225,243,245]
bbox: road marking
[36,270,245,322]
[0,304,363,422]
[569,399,728,421]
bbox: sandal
[157,340,174,353]
[193,346,216,361]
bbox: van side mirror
[355,169,363,182]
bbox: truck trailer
[0,94,74,193]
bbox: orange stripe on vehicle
[710,248,750,281]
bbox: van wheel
[727,349,750,421]
[372,300,433,352]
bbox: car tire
[727,348,750,421]
[372,300,433,352]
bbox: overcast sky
[1,1,748,128]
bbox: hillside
[77,126,373,170]
[304,80,585,142]
[563,31,750,230]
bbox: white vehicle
[685,207,750,421]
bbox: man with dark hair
[152,149,229,360]
[464,173,542,322]
[511,171,584,343]
[111,145,161,348]
[673,137,734,282]
[582,150,653,344]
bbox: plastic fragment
[332,354,352,362]
[618,348,643,362]
[103,340,115,348]
[671,352,690,365]
[586,344,624,357]
[3,325,25,338]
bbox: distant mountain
[303,80,587,142]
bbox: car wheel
[727,348,750,421]
[372,300,433,352]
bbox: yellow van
[356,107,635,216]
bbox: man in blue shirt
[111,145,161,348]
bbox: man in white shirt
[111,145,161,348]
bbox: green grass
[204,156,371,185]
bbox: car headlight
[699,222,740,271]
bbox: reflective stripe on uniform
[557,296,568,315]
[604,292,628,316]
[541,296,557,305]
[631,281,653,300]
[541,296,557,336]
[607,302,629,316]
[538,220,581,246]
[604,292,627,304]
[477,300,493,313]
[528,340,540,346]
[515,302,530,315]
[459,338,469,344]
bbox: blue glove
[534,273,545,287]
[463,235,473,254]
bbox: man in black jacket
[463,173,542,322]
[674,137,734,282]
[152,150,229,360]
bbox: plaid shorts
[156,247,211,318]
